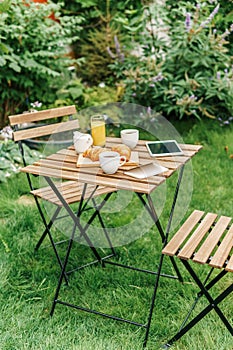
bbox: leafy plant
[0,139,41,182]
[0,0,11,54]
[166,0,233,55]
[55,78,118,111]
[55,0,144,85]
[0,0,83,128]
[109,1,233,124]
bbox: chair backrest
[9,105,78,142]
[9,105,79,191]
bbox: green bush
[0,0,83,128]
[54,78,118,112]
[109,1,233,124]
[55,0,143,85]
[0,139,41,182]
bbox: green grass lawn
[0,118,232,350]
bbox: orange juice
[91,116,106,146]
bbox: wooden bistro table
[21,137,202,347]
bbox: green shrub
[109,1,233,124]
[0,0,83,128]
[0,139,41,182]
[54,78,118,111]
[57,0,143,85]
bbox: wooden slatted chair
[9,106,116,277]
[162,210,233,348]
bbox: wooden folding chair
[162,209,233,348]
[9,106,116,279]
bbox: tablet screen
[146,140,183,157]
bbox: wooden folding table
[21,137,202,347]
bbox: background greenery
[0,119,232,350]
[0,0,232,128]
[0,0,82,127]
[109,1,233,122]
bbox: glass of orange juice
[91,115,106,147]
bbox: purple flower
[119,53,125,63]
[185,13,192,32]
[200,4,220,28]
[216,71,221,80]
[106,36,124,62]
[221,29,230,39]
[151,72,164,82]
[221,24,233,40]
[114,35,120,55]
[106,46,115,59]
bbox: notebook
[124,162,168,179]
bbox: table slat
[22,165,157,194]
[35,159,166,186]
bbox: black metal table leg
[143,165,185,347]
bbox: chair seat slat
[162,210,205,256]
[178,213,218,260]
[209,224,233,269]
[193,216,232,264]
[225,254,233,272]
[31,182,116,206]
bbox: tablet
[146,140,183,157]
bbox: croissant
[83,146,108,162]
[111,144,131,161]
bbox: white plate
[124,162,168,179]
[77,151,139,167]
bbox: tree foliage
[0,0,83,127]
[109,1,233,124]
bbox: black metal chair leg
[50,226,76,316]
[163,259,233,348]
[35,206,61,250]
[163,283,233,348]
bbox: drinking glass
[91,115,106,147]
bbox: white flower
[99,82,106,88]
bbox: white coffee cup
[99,151,126,174]
[120,129,139,149]
[73,131,93,154]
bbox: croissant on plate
[111,144,131,161]
[83,146,108,162]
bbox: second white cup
[99,151,126,174]
[120,129,139,149]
